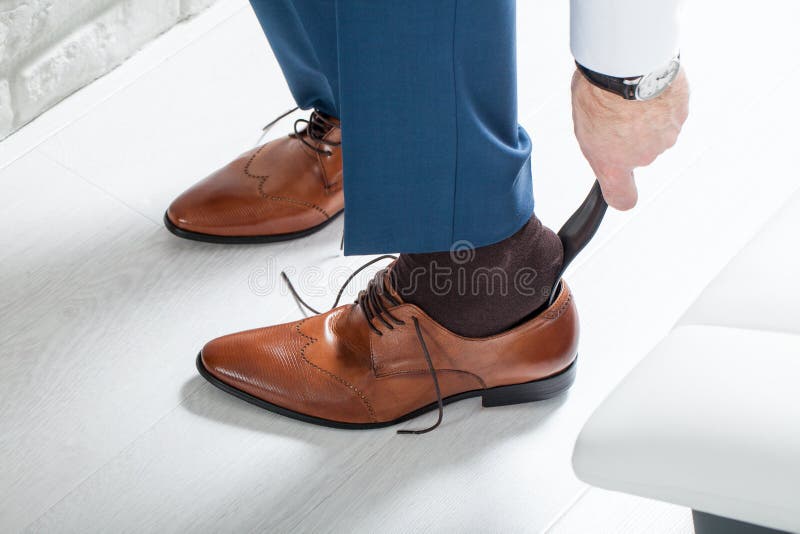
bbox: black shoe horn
[548,180,608,305]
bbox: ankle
[392,214,563,337]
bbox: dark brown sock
[391,214,563,338]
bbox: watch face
[635,59,680,101]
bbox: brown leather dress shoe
[165,111,343,243]
[197,268,579,432]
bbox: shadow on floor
[180,371,570,520]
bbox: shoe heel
[481,357,577,408]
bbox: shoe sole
[196,352,577,430]
[163,209,343,244]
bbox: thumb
[594,165,638,210]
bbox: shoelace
[292,111,341,155]
[282,256,444,434]
[258,107,346,249]
[258,107,341,155]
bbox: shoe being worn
[197,267,579,433]
[165,111,343,243]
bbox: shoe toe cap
[166,182,230,235]
[198,321,376,424]
[198,324,324,407]
[199,329,275,391]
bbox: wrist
[575,54,681,102]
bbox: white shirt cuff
[570,0,681,78]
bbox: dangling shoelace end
[281,255,398,317]
[281,270,321,316]
[397,317,444,435]
[255,106,299,147]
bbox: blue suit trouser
[249,0,534,255]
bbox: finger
[594,165,638,210]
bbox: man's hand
[571,68,689,210]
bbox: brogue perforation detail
[295,320,378,422]
[245,138,332,220]
[260,189,331,219]
[243,144,271,180]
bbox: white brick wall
[0,0,217,139]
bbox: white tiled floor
[2,1,800,533]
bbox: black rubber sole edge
[196,352,577,430]
[163,209,343,244]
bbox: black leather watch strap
[575,61,638,100]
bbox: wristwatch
[576,54,681,101]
